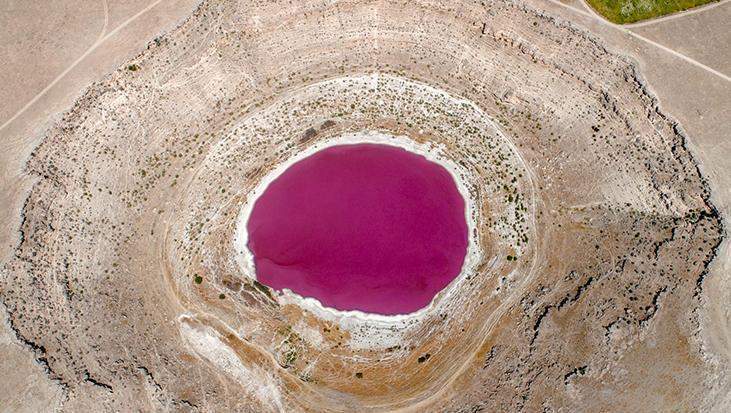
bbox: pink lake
[246,143,468,315]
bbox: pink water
[246,143,468,315]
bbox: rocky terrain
[0,0,725,411]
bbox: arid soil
[0,0,726,411]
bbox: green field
[585,0,718,24]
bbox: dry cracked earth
[0,0,727,411]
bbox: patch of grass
[585,0,717,24]
[298,372,312,382]
[252,280,274,300]
[283,348,298,367]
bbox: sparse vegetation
[252,280,273,299]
